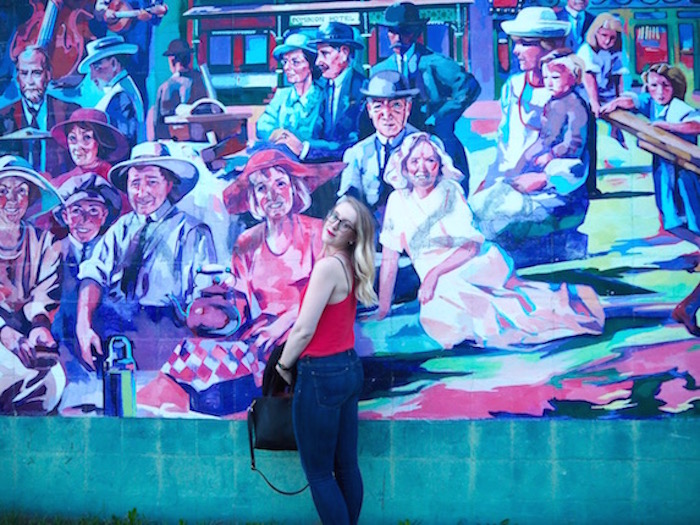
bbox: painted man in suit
[338,70,422,224]
[556,0,595,51]
[371,2,480,184]
[276,22,366,164]
[0,47,78,176]
[77,36,146,150]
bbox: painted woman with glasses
[256,32,323,144]
[276,196,377,525]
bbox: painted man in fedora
[338,70,429,222]
[75,142,216,371]
[371,1,481,183]
[275,21,367,164]
[151,38,208,140]
[0,46,79,176]
[52,174,122,377]
[78,36,145,149]
[0,156,65,414]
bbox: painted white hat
[78,36,138,74]
[109,142,199,203]
[501,7,571,39]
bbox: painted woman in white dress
[377,133,605,350]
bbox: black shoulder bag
[247,345,308,495]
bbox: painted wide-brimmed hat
[109,142,199,203]
[310,22,364,50]
[361,70,419,99]
[164,38,193,56]
[50,108,129,163]
[0,156,62,219]
[223,145,345,215]
[378,2,429,29]
[273,32,317,61]
[53,173,122,228]
[78,36,138,74]
[501,7,571,39]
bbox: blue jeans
[293,350,364,525]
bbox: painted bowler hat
[360,70,419,99]
[310,22,364,50]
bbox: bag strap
[247,405,309,496]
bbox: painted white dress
[380,179,605,350]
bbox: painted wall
[0,0,698,422]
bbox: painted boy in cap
[0,46,79,175]
[75,142,216,370]
[0,156,65,414]
[151,38,208,140]
[77,36,145,149]
[275,21,367,163]
[52,174,121,376]
[371,1,480,182]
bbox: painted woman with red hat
[147,146,346,415]
[50,108,129,188]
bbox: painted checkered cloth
[161,338,263,392]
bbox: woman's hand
[28,326,56,352]
[533,152,553,169]
[418,270,439,304]
[275,362,293,385]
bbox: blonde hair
[246,167,312,221]
[642,63,687,101]
[337,196,378,307]
[540,49,585,84]
[585,13,623,52]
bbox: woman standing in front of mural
[377,133,604,350]
[276,196,377,525]
[49,108,130,188]
[602,64,700,336]
[0,156,65,414]
[145,146,346,414]
[256,31,322,144]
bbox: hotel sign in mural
[0,0,698,420]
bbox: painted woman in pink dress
[142,146,345,415]
[377,133,605,350]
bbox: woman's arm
[277,258,339,375]
[418,241,480,304]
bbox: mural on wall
[0,0,699,420]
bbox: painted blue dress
[635,94,700,233]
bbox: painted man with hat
[0,156,65,415]
[257,31,322,145]
[78,36,145,149]
[275,21,367,164]
[556,0,595,51]
[0,46,79,176]
[75,142,216,371]
[338,70,443,224]
[370,1,481,182]
[151,38,208,140]
[51,174,121,376]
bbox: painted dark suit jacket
[305,67,367,163]
[556,8,595,51]
[0,95,78,177]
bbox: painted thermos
[103,336,136,417]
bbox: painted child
[602,64,700,336]
[578,13,628,117]
[515,50,589,193]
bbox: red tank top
[300,279,357,358]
